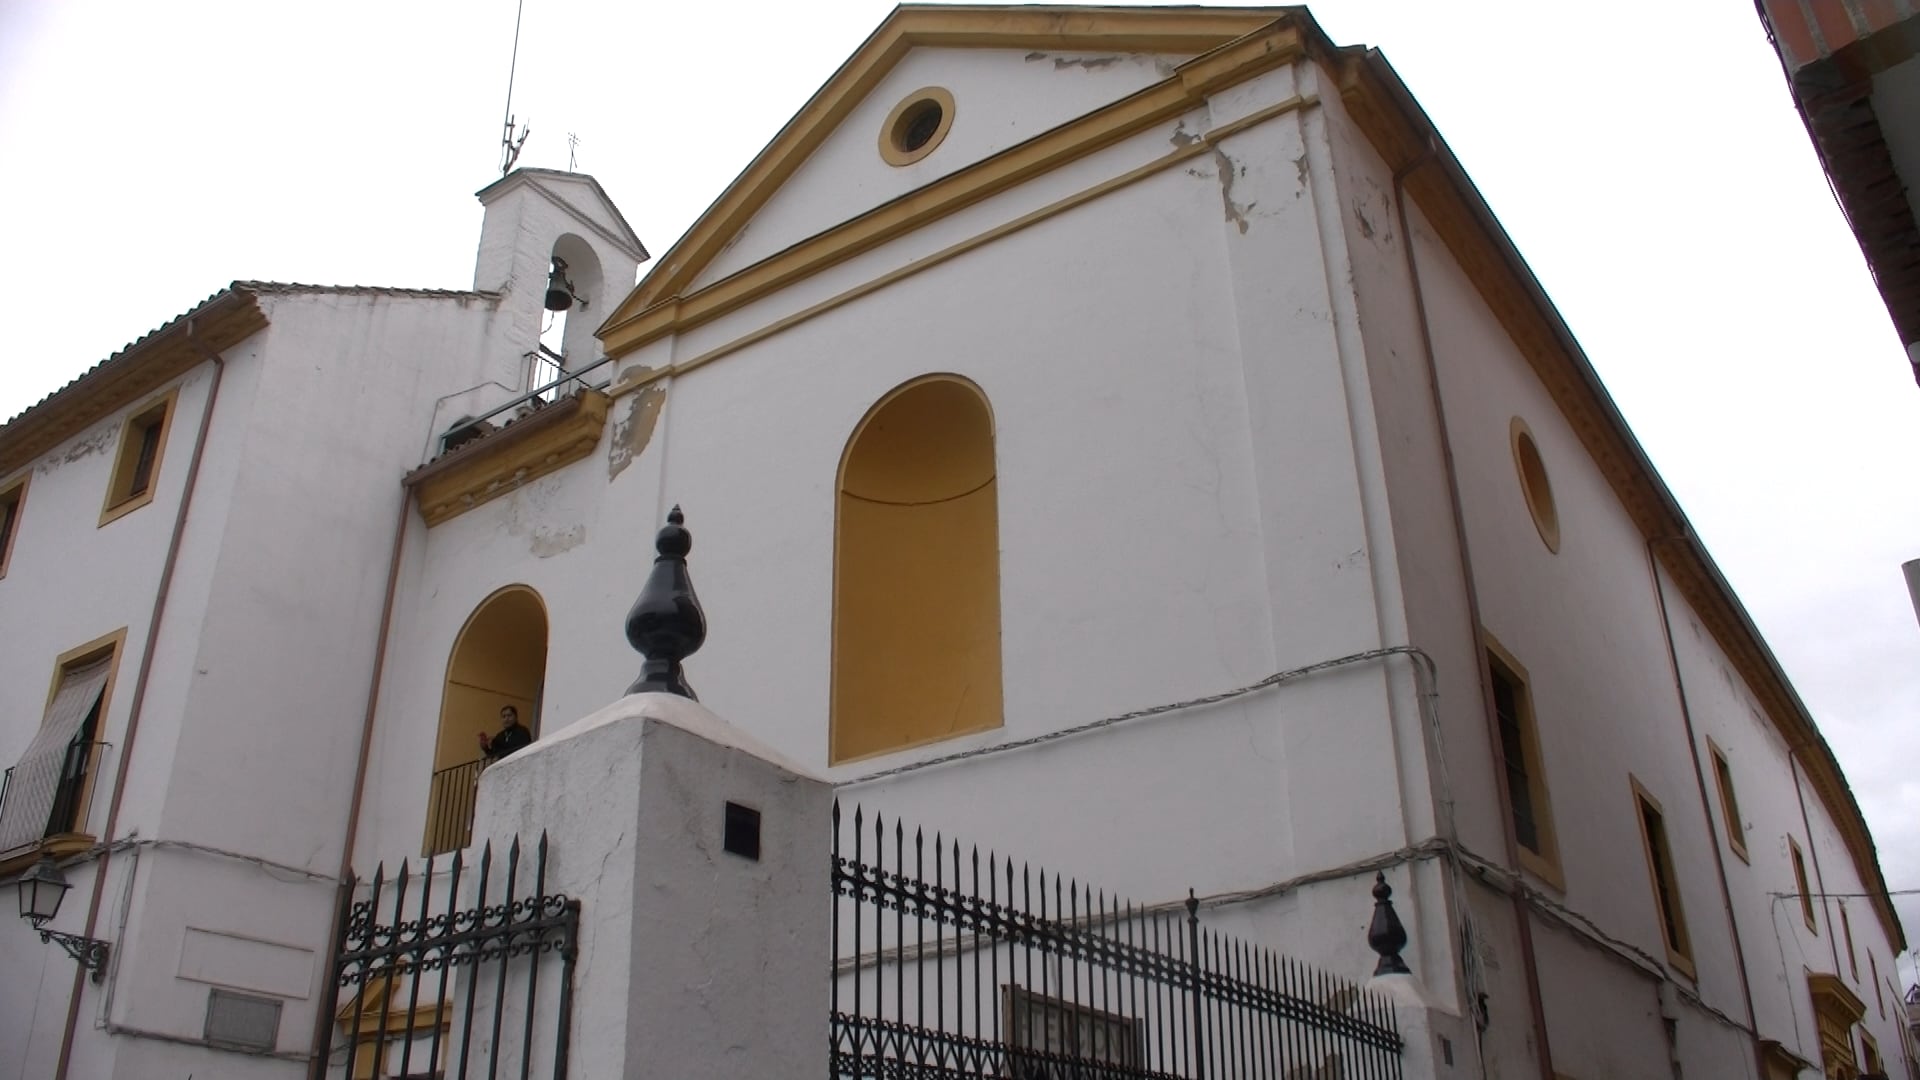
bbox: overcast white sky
[2,0,1916,969]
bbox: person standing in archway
[478,705,533,765]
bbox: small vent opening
[205,988,282,1052]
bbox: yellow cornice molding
[403,391,610,527]
[599,5,1297,341]
[601,90,1317,404]
[0,291,266,479]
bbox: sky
[2,0,1917,968]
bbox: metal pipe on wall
[54,324,228,1080]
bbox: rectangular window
[100,390,176,525]
[1790,837,1818,934]
[0,474,24,579]
[1003,985,1142,1074]
[1861,1030,1882,1075]
[1632,777,1693,975]
[1840,903,1858,981]
[0,632,124,856]
[1707,738,1748,863]
[1872,954,1884,1019]
[1486,639,1561,887]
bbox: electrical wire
[843,645,1436,785]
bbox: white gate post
[466,690,832,1080]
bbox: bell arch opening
[540,233,604,373]
[830,375,1003,764]
[423,584,548,853]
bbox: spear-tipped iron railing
[830,802,1404,1079]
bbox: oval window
[1510,418,1560,553]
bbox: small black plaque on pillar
[723,802,761,861]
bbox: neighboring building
[0,169,646,1079]
[0,7,1909,1079]
[1756,0,1920,387]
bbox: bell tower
[472,169,649,378]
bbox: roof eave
[0,287,269,477]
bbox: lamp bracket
[40,928,110,982]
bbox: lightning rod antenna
[498,0,530,175]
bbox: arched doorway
[422,585,548,853]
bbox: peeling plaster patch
[38,428,114,474]
[1168,121,1200,149]
[607,384,666,482]
[1024,50,1048,62]
[1294,154,1309,195]
[1211,148,1252,235]
[1052,54,1121,71]
[1353,187,1395,246]
[530,524,586,558]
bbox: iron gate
[320,832,578,1080]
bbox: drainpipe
[1646,535,1767,1079]
[54,321,228,1080]
[305,490,412,1080]
[1391,146,1557,1080]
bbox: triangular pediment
[599,5,1292,336]
[478,168,650,263]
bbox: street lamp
[15,855,109,981]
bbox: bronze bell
[544,256,575,312]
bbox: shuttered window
[0,656,111,853]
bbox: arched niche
[423,585,548,853]
[831,375,1003,764]
[543,233,605,366]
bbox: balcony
[422,758,485,856]
[404,352,614,528]
[0,740,106,870]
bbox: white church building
[0,7,1907,1080]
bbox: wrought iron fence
[831,804,1403,1080]
[322,832,578,1080]
[424,758,486,856]
[0,740,106,854]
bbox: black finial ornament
[625,506,706,698]
[1367,871,1411,976]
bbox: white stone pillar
[1369,971,1473,1079]
[462,691,831,1080]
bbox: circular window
[880,88,955,166]
[1510,417,1559,553]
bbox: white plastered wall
[362,55,1443,995]
[0,355,240,1080]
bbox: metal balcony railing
[423,758,486,856]
[0,740,107,854]
[437,351,617,456]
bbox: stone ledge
[404,389,609,527]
